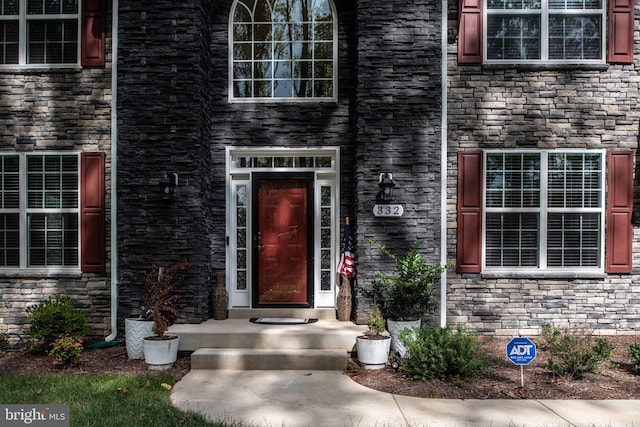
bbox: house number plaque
[372,204,404,217]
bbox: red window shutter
[457,151,483,273]
[607,0,634,64]
[81,0,106,67]
[606,150,634,273]
[81,152,106,273]
[458,0,483,64]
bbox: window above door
[229,0,338,102]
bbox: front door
[252,172,314,308]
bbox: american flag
[337,219,355,279]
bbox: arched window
[230,0,336,101]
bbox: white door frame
[225,146,341,308]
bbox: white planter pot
[143,336,180,370]
[387,319,421,358]
[124,318,154,359]
[356,335,391,370]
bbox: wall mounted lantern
[378,173,395,202]
[160,172,178,200]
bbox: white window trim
[0,0,81,69]
[225,146,340,308]
[0,152,81,274]
[483,0,606,65]
[228,0,339,103]
[482,149,606,274]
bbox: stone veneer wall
[353,0,444,324]
[0,8,113,339]
[446,5,640,335]
[116,1,214,331]
[117,0,445,327]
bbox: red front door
[252,173,314,307]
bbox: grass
[0,372,239,427]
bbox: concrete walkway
[171,369,640,427]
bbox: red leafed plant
[143,262,195,338]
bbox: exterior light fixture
[378,173,395,202]
[160,172,178,200]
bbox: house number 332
[372,204,404,217]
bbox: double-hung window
[0,153,79,269]
[0,0,80,66]
[484,151,605,271]
[486,0,605,63]
[459,0,634,64]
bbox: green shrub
[398,323,490,382]
[540,323,613,379]
[49,334,83,366]
[25,297,90,347]
[629,343,640,374]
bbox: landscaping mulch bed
[1,336,639,400]
[347,336,640,400]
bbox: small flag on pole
[337,217,355,279]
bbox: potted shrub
[142,262,195,370]
[124,306,153,360]
[355,304,391,370]
[369,240,452,357]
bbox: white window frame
[0,0,81,68]
[0,152,80,273]
[482,149,605,274]
[484,0,606,64]
[228,0,338,103]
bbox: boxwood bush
[25,297,90,347]
[540,323,613,379]
[399,323,490,382]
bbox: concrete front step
[191,348,348,370]
[170,319,365,352]
[169,318,364,371]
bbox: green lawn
[0,372,239,427]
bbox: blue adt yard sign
[506,337,537,366]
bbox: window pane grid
[484,151,603,270]
[547,213,600,267]
[235,184,248,290]
[0,213,19,266]
[232,154,333,169]
[0,155,19,208]
[320,185,331,291]
[232,0,335,100]
[28,212,78,266]
[0,153,79,269]
[486,213,539,267]
[27,155,78,209]
[486,0,604,62]
[0,20,18,64]
[1,0,78,66]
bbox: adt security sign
[506,337,536,365]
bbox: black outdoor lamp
[160,172,178,200]
[378,173,395,202]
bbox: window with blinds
[486,0,605,63]
[0,153,79,268]
[0,0,79,66]
[484,151,604,271]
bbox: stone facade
[446,3,640,335]
[0,7,113,339]
[2,0,639,339]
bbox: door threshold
[228,308,337,320]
